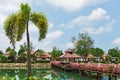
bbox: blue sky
[0,0,120,53]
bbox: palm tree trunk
[26,23,31,79]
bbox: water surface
[0,68,119,80]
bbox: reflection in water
[15,75,19,80]
[0,68,119,80]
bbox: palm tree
[4,3,48,79]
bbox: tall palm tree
[4,3,48,79]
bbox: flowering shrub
[70,62,80,69]
[112,65,120,75]
[51,61,120,75]
[51,61,60,67]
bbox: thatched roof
[60,48,80,58]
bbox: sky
[0,0,120,53]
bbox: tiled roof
[4,51,10,55]
[36,52,51,58]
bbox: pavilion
[59,48,80,62]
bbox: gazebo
[59,48,80,62]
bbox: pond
[0,68,119,80]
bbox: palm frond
[16,12,27,41]
[16,3,31,41]
[4,14,17,48]
[30,12,48,41]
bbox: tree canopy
[72,32,94,56]
[108,47,120,58]
[51,47,63,60]
[90,47,104,57]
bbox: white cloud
[0,33,11,52]
[112,38,120,45]
[69,8,110,28]
[0,0,42,13]
[60,8,114,34]
[0,13,6,26]
[48,22,54,28]
[60,42,74,51]
[46,0,107,12]
[88,8,110,20]
[46,30,63,41]
[66,42,74,48]
[29,24,38,33]
[81,19,115,34]
[33,30,63,51]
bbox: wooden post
[97,73,101,80]
[81,70,84,76]
[113,75,117,80]
[109,75,111,80]
[88,71,92,78]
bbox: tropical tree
[5,47,11,52]
[0,55,7,63]
[51,47,63,60]
[8,49,17,62]
[108,47,120,58]
[4,3,48,79]
[23,42,35,51]
[103,55,112,63]
[90,47,104,57]
[18,45,26,62]
[72,32,94,56]
[37,49,44,56]
[0,50,6,62]
[108,47,120,63]
[0,50,3,55]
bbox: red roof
[60,53,80,58]
[4,51,10,55]
[60,48,80,58]
[65,48,73,53]
[36,52,51,58]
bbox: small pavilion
[59,48,80,62]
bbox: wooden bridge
[51,61,120,80]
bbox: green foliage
[38,49,44,56]
[16,3,31,41]
[4,14,17,48]
[73,32,94,56]
[6,47,12,52]
[90,47,104,57]
[108,47,120,58]
[51,47,63,60]
[105,55,112,63]
[9,49,17,56]
[30,12,48,41]
[0,55,7,62]
[8,49,17,62]
[18,45,26,56]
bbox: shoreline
[0,63,51,69]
